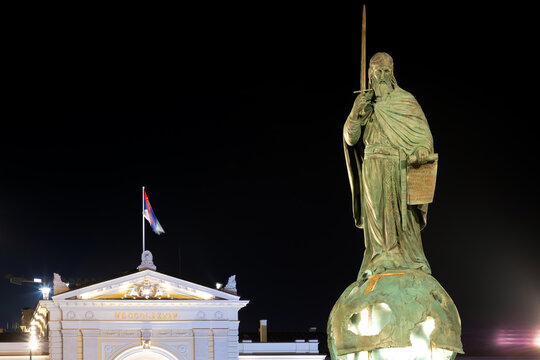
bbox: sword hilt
[353,88,373,116]
[353,88,373,94]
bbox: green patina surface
[327,269,463,356]
[328,52,463,357]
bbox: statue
[137,250,157,271]
[327,9,463,360]
[53,273,69,295]
[223,275,237,295]
[343,51,433,280]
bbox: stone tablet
[407,159,438,205]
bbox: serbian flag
[143,190,165,235]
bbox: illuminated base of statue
[327,269,463,360]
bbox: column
[61,329,79,360]
[193,329,210,360]
[81,329,100,360]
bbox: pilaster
[49,329,63,360]
[194,328,211,360]
[213,329,229,360]
[61,329,79,360]
[47,303,63,360]
[227,322,240,360]
[81,329,100,360]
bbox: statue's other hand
[414,147,430,164]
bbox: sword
[353,4,370,95]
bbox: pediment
[52,270,239,301]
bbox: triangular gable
[52,270,239,301]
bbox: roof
[51,269,240,301]
[240,331,328,354]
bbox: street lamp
[39,287,50,300]
[28,322,39,359]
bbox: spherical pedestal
[327,269,463,360]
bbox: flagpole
[142,186,145,253]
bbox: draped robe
[343,86,434,279]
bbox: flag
[143,190,165,235]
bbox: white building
[0,253,326,360]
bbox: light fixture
[216,282,223,289]
[28,324,39,352]
[29,337,39,351]
[39,287,51,300]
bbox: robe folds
[343,86,434,278]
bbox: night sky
[2,3,539,356]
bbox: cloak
[344,86,433,229]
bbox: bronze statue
[343,52,433,280]
[328,50,463,360]
[327,12,463,357]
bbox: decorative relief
[101,330,120,337]
[196,311,206,319]
[121,330,139,337]
[161,341,191,360]
[173,330,193,337]
[85,311,95,320]
[104,345,116,355]
[214,311,224,319]
[102,342,134,360]
[122,279,170,299]
[65,311,75,320]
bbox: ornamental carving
[65,311,75,320]
[122,279,169,299]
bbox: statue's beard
[373,80,393,98]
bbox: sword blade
[361,4,367,91]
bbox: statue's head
[369,52,397,97]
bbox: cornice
[51,299,249,308]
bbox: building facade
[0,256,325,360]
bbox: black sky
[1,2,539,356]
